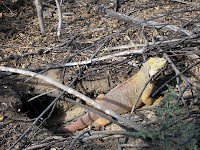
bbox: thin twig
[117,137,122,150]
[0,49,44,63]
[62,48,145,67]
[44,34,78,53]
[105,38,182,51]
[27,89,57,102]
[23,143,50,150]
[170,0,200,6]
[119,143,150,148]
[68,130,91,150]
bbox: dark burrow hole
[21,93,58,120]
[19,92,75,130]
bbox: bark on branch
[35,0,45,33]
[94,6,193,36]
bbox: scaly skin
[62,57,166,132]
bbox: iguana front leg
[86,94,104,107]
[140,85,163,106]
[152,96,164,105]
[140,87,154,106]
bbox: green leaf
[147,132,154,140]
[141,133,146,139]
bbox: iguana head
[147,57,166,76]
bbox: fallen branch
[0,66,144,133]
[94,6,195,36]
[23,143,50,150]
[0,35,78,63]
[27,89,57,102]
[62,48,145,67]
[73,130,138,143]
[170,0,200,6]
[119,143,150,148]
[105,38,182,51]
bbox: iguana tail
[61,111,99,132]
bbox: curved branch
[0,66,145,132]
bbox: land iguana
[61,57,167,132]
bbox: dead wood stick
[0,66,145,132]
[35,0,45,33]
[27,89,57,102]
[183,94,199,100]
[170,0,200,6]
[119,143,150,148]
[69,130,91,150]
[163,53,196,91]
[55,0,62,38]
[0,36,76,63]
[94,6,193,36]
[23,136,67,150]
[129,76,153,119]
[86,130,137,136]
[105,38,182,51]
[62,48,145,67]
[23,143,50,150]
[0,45,46,49]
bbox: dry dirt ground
[0,0,200,149]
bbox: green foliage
[136,85,199,149]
